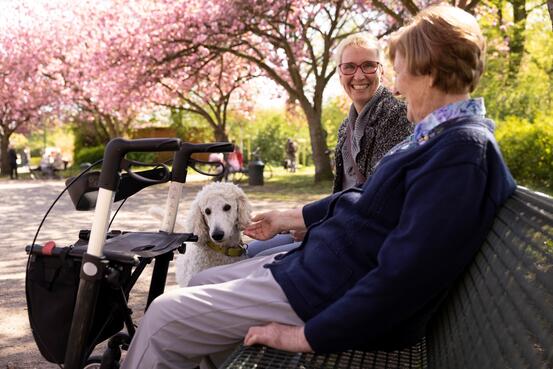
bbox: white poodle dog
[174,182,252,287]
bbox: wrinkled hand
[290,229,306,241]
[244,323,313,353]
[244,211,283,240]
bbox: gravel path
[0,177,302,368]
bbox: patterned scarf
[342,85,385,183]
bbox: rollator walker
[25,138,233,368]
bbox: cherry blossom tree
[40,0,156,143]
[152,53,260,142]
[1,0,494,179]
[131,0,470,181]
[138,1,374,180]
[0,3,59,175]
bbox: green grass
[240,165,333,203]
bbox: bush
[251,120,288,164]
[126,151,157,163]
[73,145,161,168]
[496,115,553,193]
[74,145,105,166]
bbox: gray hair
[334,33,382,67]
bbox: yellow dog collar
[205,240,246,257]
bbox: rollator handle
[99,138,181,191]
[172,142,234,183]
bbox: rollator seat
[69,231,197,264]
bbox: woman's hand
[244,323,313,353]
[244,211,283,240]
[244,209,306,241]
[290,229,306,241]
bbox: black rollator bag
[26,246,130,363]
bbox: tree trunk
[507,0,527,80]
[0,133,11,176]
[304,109,334,182]
[547,0,553,29]
[213,126,229,142]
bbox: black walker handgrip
[99,138,181,191]
[172,142,234,183]
[181,142,234,154]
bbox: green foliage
[496,114,553,193]
[74,145,105,165]
[476,5,553,121]
[169,108,213,142]
[27,125,74,159]
[241,165,332,202]
[321,95,349,150]
[251,118,290,164]
[126,151,157,163]
[9,133,28,149]
[236,108,310,164]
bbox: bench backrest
[427,187,553,369]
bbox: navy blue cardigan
[268,116,516,352]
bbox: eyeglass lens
[340,61,379,75]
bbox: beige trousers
[121,254,303,369]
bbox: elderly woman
[247,33,411,257]
[121,5,515,368]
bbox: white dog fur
[171,182,252,287]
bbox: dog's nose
[211,228,225,241]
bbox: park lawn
[241,165,333,203]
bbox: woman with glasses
[246,33,412,258]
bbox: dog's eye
[223,204,231,211]
[205,208,211,215]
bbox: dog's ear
[186,198,209,239]
[234,186,252,230]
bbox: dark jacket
[8,148,18,166]
[268,116,516,352]
[333,87,412,192]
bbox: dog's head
[186,182,252,246]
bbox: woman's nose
[353,67,366,78]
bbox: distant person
[40,152,53,178]
[248,33,412,257]
[8,145,18,179]
[53,152,65,170]
[225,143,245,181]
[208,152,225,182]
[20,148,29,167]
[285,138,298,173]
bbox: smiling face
[339,45,382,113]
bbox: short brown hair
[388,4,486,94]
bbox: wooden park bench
[220,186,553,369]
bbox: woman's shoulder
[436,116,495,143]
[375,87,406,109]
